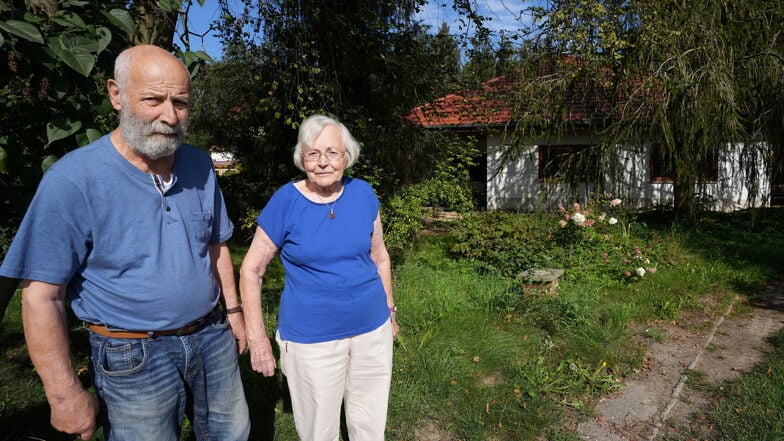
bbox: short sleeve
[256,185,292,248]
[0,169,92,283]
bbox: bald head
[113,45,190,91]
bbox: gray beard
[119,109,188,160]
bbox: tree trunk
[132,2,178,48]
[673,173,697,223]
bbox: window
[770,150,784,206]
[650,143,718,182]
[538,144,599,180]
[650,143,675,182]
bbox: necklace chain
[316,194,337,219]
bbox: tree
[621,0,783,220]
[512,0,784,221]
[0,0,212,233]
[192,0,468,197]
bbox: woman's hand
[391,313,400,339]
[248,334,277,377]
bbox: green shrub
[382,151,475,261]
[451,210,564,277]
[218,173,278,242]
[0,225,15,262]
[451,193,669,286]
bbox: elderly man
[0,45,250,440]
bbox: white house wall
[486,135,771,211]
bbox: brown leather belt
[86,307,217,339]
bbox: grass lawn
[2,207,784,440]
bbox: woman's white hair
[292,114,360,171]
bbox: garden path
[576,277,784,441]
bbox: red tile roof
[404,76,517,128]
[406,62,658,129]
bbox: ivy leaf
[94,26,111,54]
[46,118,82,146]
[0,20,44,44]
[85,128,104,143]
[47,35,96,76]
[0,147,6,173]
[75,129,104,147]
[181,50,214,66]
[156,0,182,13]
[52,11,88,29]
[52,76,73,100]
[41,155,59,172]
[94,98,114,118]
[105,9,134,37]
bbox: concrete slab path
[577,279,784,440]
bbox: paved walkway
[577,279,784,440]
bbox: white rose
[572,212,586,226]
[635,267,646,277]
[608,217,618,225]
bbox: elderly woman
[240,114,399,441]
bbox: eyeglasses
[303,149,345,163]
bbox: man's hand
[21,280,98,439]
[227,312,248,354]
[49,387,99,440]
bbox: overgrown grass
[2,208,784,440]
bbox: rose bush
[450,193,665,285]
[552,194,659,283]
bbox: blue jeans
[88,309,250,441]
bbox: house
[210,150,237,176]
[405,73,772,212]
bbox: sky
[182,0,532,60]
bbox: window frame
[538,144,599,181]
[649,143,719,183]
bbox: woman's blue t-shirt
[258,177,389,343]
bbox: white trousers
[277,319,394,441]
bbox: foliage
[451,193,666,286]
[382,145,476,261]
[515,0,784,222]
[0,0,214,232]
[451,210,564,277]
[0,225,14,261]
[552,194,663,284]
[216,172,277,243]
[191,0,471,199]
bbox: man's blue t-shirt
[0,134,234,330]
[258,177,389,343]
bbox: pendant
[329,212,336,219]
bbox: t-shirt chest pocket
[189,211,213,242]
